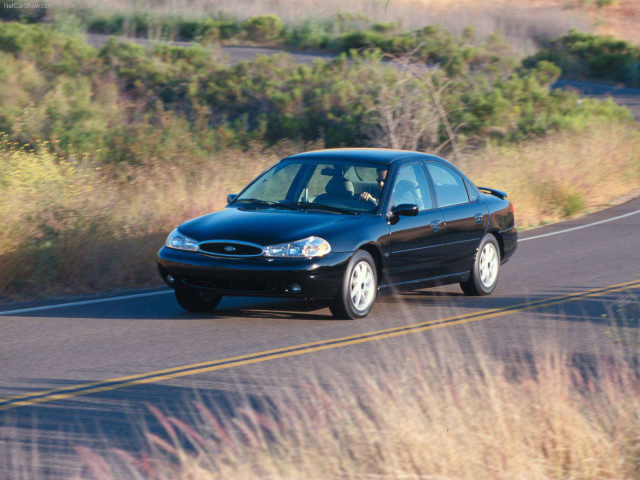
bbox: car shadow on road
[3,284,639,326]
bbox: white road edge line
[2,207,639,316]
[519,208,640,242]
[0,290,172,316]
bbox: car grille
[184,277,275,293]
[198,241,264,257]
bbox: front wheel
[460,234,501,296]
[174,284,222,313]
[329,250,378,319]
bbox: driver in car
[359,167,388,205]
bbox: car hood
[178,207,376,250]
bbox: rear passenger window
[391,163,434,211]
[426,163,469,207]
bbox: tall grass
[0,138,285,301]
[465,120,640,227]
[74,339,640,479]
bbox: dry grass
[564,0,640,44]
[0,140,284,301]
[463,120,640,228]
[74,341,640,479]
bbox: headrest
[325,177,354,196]
[394,180,418,192]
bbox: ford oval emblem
[224,246,236,252]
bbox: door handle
[474,213,485,225]
[430,220,442,232]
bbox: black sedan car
[157,149,517,319]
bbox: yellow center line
[1,278,639,411]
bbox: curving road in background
[1,197,639,477]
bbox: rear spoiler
[478,186,508,199]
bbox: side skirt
[377,271,470,297]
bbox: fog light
[289,283,302,293]
[166,274,175,286]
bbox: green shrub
[242,15,284,43]
[524,30,640,87]
[372,21,400,35]
[87,14,125,34]
[333,30,389,52]
[285,20,332,50]
[193,18,220,44]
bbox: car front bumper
[157,246,352,299]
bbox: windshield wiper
[292,202,358,215]
[233,198,302,211]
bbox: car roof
[285,148,446,166]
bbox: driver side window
[391,163,433,211]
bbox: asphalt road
[553,79,640,120]
[1,198,639,477]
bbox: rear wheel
[460,234,501,296]
[329,250,377,319]
[174,284,222,313]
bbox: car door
[385,162,446,286]
[426,162,488,275]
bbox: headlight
[165,229,198,252]
[263,236,331,258]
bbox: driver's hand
[360,192,376,203]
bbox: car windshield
[233,159,388,214]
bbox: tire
[174,284,222,313]
[460,234,501,296]
[329,250,378,319]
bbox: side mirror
[387,204,418,224]
[392,204,419,217]
[227,194,238,204]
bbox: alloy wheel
[479,242,498,288]
[349,260,376,312]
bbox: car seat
[314,177,355,204]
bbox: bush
[285,20,332,50]
[334,30,389,52]
[87,14,125,35]
[242,15,284,43]
[524,30,640,87]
